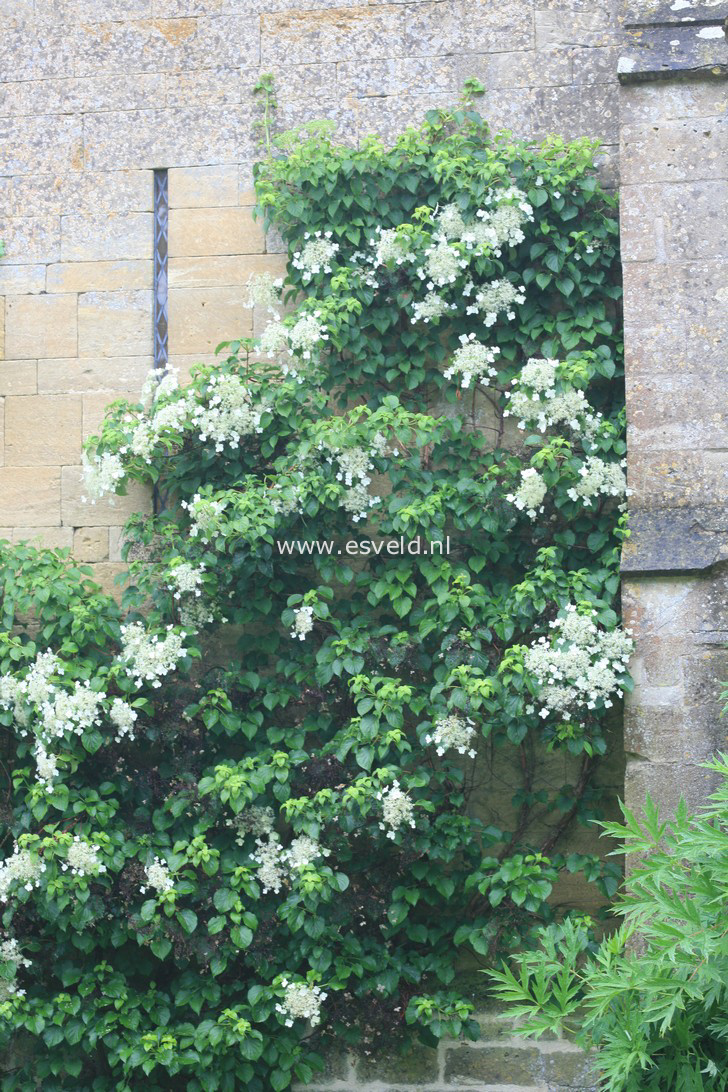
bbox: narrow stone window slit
[153,168,169,374]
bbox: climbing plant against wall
[0,93,629,1090]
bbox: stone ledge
[621,506,728,573]
[618,1,728,83]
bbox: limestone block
[166,68,241,107]
[266,62,338,101]
[619,187,659,263]
[82,393,124,440]
[168,165,239,208]
[38,357,152,396]
[0,467,61,525]
[168,287,252,355]
[338,55,458,96]
[61,213,152,263]
[356,92,456,145]
[261,5,406,65]
[78,290,153,358]
[11,526,73,551]
[108,525,129,562]
[0,0,34,21]
[622,117,728,186]
[277,93,359,145]
[9,171,153,219]
[444,1044,541,1084]
[5,295,77,360]
[86,562,129,601]
[0,217,60,265]
[0,362,37,396]
[539,1050,598,1090]
[626,371,728,452]
[355,1045,439,1083]
[61,465,150,527]
[570,44,620,84]
[169,253,286,289]
[0,266,45,295]
[4,395,82,466]
[0,25,74,81]
[455,48,571,90]
[1,115,83,175]
[0,303,3,361]
[621,80,728,126]
[84,105,252,171]
[402,0,464,54]
[660,180,728,262]
[73,526,110,562]
[535,8,618,49]
[625,756,720,819]
[35,0,151,19]
[47,260,152,294]
[3,74,165,116]
[534,82,619,143]
[169,207,265,258]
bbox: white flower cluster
[292,231,339,281]
[320,434,390,522]
[0,650,59,728]
[40,681,104,740]
[425,714,477,758]
[226,805,275,846]
[34,742,58,790]
[524,605,634,719]
[518,357,559,393]
[370,226,415,268]
[461,187,533,255]
[141,856,174,895]
[567,456,628,508]
[411,292,456,325]
[179,599,216,631]
[118,623,188,689]
[506,467,548,520]
[63,837,105,878]
[168,561,205,600]
[377,781,416,840]
[260,312,328,369]
[182,493,228,543]
[0,846,46,903]
[276,980,327,1028]
[251,834,329,894]
[436,203,467,240]
[464,278,525,325]
[110,698,138,742]
[140,366,180,407]
[291,606,314,641]
[81,451,125,503]
[504,361,599,436]
[443,333,500,389]
[246,271,283,318]
[0,935,31,1001]
[192,375,263,454]
[418,236,468,289]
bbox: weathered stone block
[168,287,252,355]
[11,526,73,551]
[38,357,152,396]
[621,80,728,126]
[0,362,37,397]
[168,165,240,208]
[625,756,721,819]
[622,117,728,186]
[78,290,153,357]
[262,4,406,64]
[169,253,286,289]
[61,465,149,526]
[35,0,151,19]
[5,395,82,467]
[355,1044,440,1083]
[338,55,458,96]
[166,67,241,107]
[444,1044,541,1084]
[356,92,457,145]
[0,266,46,295]
[10,170,154,218]
[0,114,82,175]
[0,216,60,265]
[539,1048,598,1090]
[5,295,77,360]
[169,207,265,257]
[0,467,61,525]
[73,526,109,562]
[47,260,152,294]
[0,26,74,81]
[456,48,571,91]
[86,561,129,600]
[3,74,165,116]
[61,213,152,263]
[534,82,619,143]
[82,393,125,440]
[277,93,359,145]
[535,8,618,49]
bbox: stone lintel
[621,505,728,573]
[618,2,728,83]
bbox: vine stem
[540,753,594,855]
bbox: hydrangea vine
[0,95,629,1090]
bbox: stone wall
[0,0,622,595]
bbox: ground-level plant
[0,93,629,1089]
[488,756,728,1091]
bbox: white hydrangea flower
[63,837,105,878]
[282,836,329,871]
[443,333,500,389]
[291,606,314,641]
[292,231,339,281]
[419,237,468,288]
[464,278,525,325]
[436,203,467,240]
[118,623,188,689]
[425,714,477,758]
[518,357,559,393]
[377,781,416,840]
[504,364,600,436]
[110,698,138,742]
[182,493,228,543]
[506,467,548,520]
[259,319,290,358]
[525,605,634,719]
[226,805,276,846]
[288,311,328,361]
[0,846,46,902]
[246,271,283,318]
[567,456,627,508]
[275,980,327,1028]
[34,742,58,791]
[411,292,455,325]
[81,451,125,503]
[192,374,263,453]
[140,856,174,895]
[40,681,105,741]
[168,561,205,600]
[251,836,286,894]
[0,934,31,1002]
[370,226,415,268]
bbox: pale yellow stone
[82,393,123,440]
[61,212,152,263]
[169,253,287,289]
[47,260,152,293]
[168,207,265,258]
[0,361,37,396]
[61,465,150,527]
[168,287,252,356]
[39,357,152,395]
[87,562,129,601]
[78,290,153,358]
[0,396,4,468]
[73,526,109,561]
[0,266,46,295]
[4,395,82,466]
[5,295,77,360]
[0,299,4,359]
[108,524,130,562]
[12,526,73,551]
[0,467,61,525]
[168,165,239,208]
